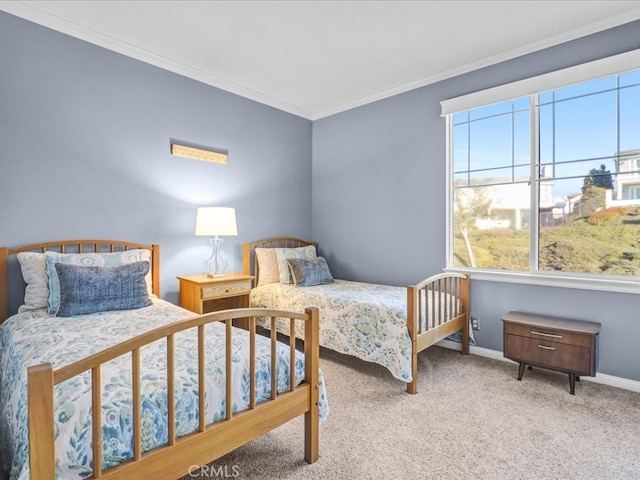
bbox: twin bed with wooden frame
[0,240,324,480]
[243,237,470,394]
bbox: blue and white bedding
[251,280,473,383]
[0,299,328,480]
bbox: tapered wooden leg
[517,361,526,380]
[406,379,417,394]
[304,406,319,463]
[569,373,576,395]
[406,348,418,394]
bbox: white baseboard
[437,339,640,394]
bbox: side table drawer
[505,334,594,375]
[504,322,592,348]
[202,280,252,299]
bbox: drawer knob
[531,330,563,339]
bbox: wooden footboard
[28,307,320,480]
[406,272,469,394]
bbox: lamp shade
[195,207,238,236]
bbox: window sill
[444,268,640,295]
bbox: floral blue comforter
[251,280,473,383]
[251,280,415,381]
[0,299,328,480]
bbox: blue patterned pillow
[44,250,154,314]
[54,261,152,317]
[287,257,334,287]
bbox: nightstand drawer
[504,322,592,348]
[202,280,252,299]
[505,334,594,375]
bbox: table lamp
[195,207,238,277]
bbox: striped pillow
[255,248,280,286]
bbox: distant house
[459,169,568,231]
[610,148,640,207]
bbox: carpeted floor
[185,346,640,480]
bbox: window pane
[619,85,640,153]
[453,184,530,271]
[620,70,640,87]
[452,123,469,173]
[538,103,553,165]
[513,110,530,164]
[453,111,468,125]
[469,100,513,121]
[469,114,513,171]
[553,158,616,184]
[538,172,640,276]
[513,97,530,111]
[553,77,616,101]
[539,91,553,106]
[553,91,617,162]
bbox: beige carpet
[184,346,640,480]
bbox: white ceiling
[2,0,640,120]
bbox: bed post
[0,247,7,323]
[151,244,160,297]
[304,306,320,463]
[406,285,418,394]
[242,243,251,276]
[460,274,470,355]
[28,363,56,480]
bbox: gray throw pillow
[55,261,152,316]
[287,257,335,287]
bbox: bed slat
[92,366,102,478]
[167,334,176,446]
[132,348,142,461]
[249,319,256,409]
[198,324,206,432]
[290,318,296,392]
[226,319,233,421]
[271,317,277,401]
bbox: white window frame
[442,49,640,295]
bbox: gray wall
[0,12,312,310]
[312,20,640,381]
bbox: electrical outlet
[470,315,480,331]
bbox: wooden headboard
[243,237,315,287]
[0,240,160,324]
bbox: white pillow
[16,252,48,311]
[274,246,317,284]
[255,248,280,286]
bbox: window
[443,51,640,292]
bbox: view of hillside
[454,206,640,276]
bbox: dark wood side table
[502,311,601,395]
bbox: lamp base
[206,272,227,278]
[204,236,228,278]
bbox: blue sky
[453,69,640,198]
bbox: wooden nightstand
[502,311,601,395]
[177,273,254,315]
